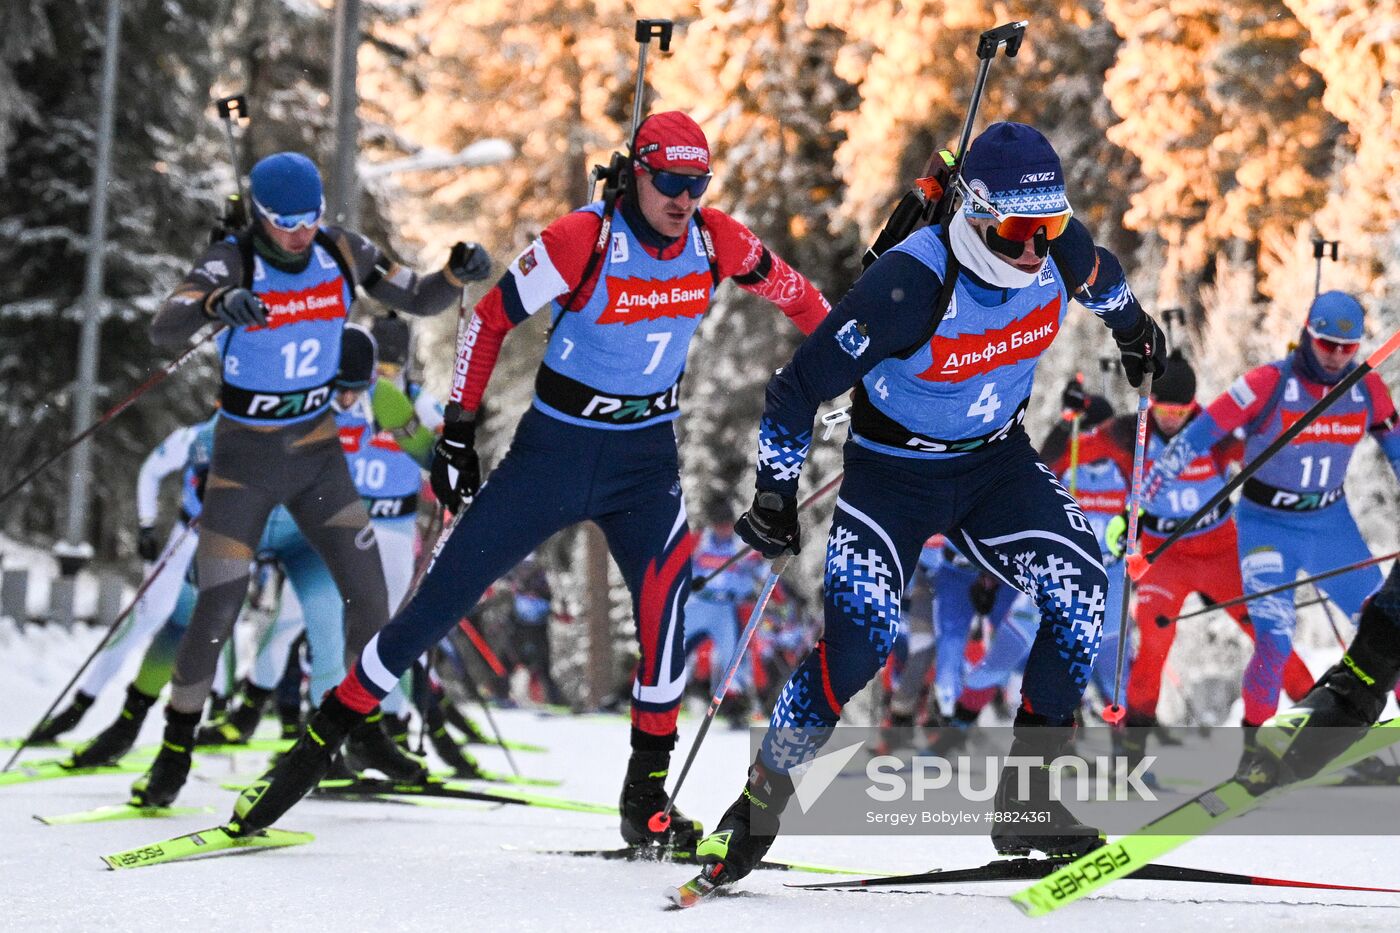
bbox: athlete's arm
[324,227,460,318]
[369,379,436,466]
[150,240,245,349]
[701,208,830,333]
[448,211,600,413]
[1048,219,1142,332]
[1142,366,1280,501]
[136,424,199,526]
[754,250,943,496]
[1363,371,1400,479]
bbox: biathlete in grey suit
[132,151,493,807]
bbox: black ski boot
[1110,711,1160,791]
[619,748,702,850]
[278,704,302,741]
[195,680,273,746]
[230,692,365,836]
[442,702,491,745]
[695,760,793,888]
[385,713,411,750]
[1259,591,1400,787]
[32,690,96,744]
[129,708,200,808]
[927,703,979,757]
[67,685,157,768]
[343,710,429,782]
[991,710,1104,858]
[424,706,485,778]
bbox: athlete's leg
[1310,504,1386,620]
[1237,502,1305,725]
[341,409,589,709]
[168,418,286,714]
[283,437,387,667]
[931,562,978,717]
[953,454,1109,723]
[683,597,734,697]
[250,577,304,692]
[78,523,199,698]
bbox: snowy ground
[3,621,1400,932]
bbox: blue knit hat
[961,122,1069,216]
[249,152,324,220]
[1306,291,1365,343]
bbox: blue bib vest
[217,233,352,425]
[1239,358,1374,511]
[853,228,1067,458]
[534,205,715,430]
[337,388,421,522]
[1060,458,1127,550]
[1142,430,1229,535]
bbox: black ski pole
[1130,327,1400,579]
[0,328,223,509]
[691,471,842,592]
[1172,548,1400,622]
[2,518,200,772]
[651,553,792,837]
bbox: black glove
[430,404,481,512]
[736,491,801,559]
[447,242,492,283]
[1061,377,1089,415]
[1112,311,1168,388]
[137,526,160,562]
[207,287,268,327]
[968,574,999,616]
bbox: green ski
[430,769,562,788]
[1011,718,1400,916]
[36,804,212,826]
[311,775,615,815]
[0,758,149,787]
[101,826,314,869]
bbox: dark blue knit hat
[1306,291,1365,343]
[249,152,324,218]
[961,122,1069,216]
[336,324,377,390]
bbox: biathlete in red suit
[230,112,830,848]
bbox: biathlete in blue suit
[139,151,488,808]
[229,112,832,847]
[693,122,1169,889]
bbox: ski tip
[666,875,716,909]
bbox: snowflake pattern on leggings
[992,545,1105,691]
[825,523,901,656]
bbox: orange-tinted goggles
[1151,401,1194,419]
[957,176,1073,243]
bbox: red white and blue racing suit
[334,199,829,751]
[1145,353,1400,723]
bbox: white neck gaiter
[948,211,1039,290]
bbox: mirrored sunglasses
[640,165,712,199]
[254,196,324,232]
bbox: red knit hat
[633,111,710,173]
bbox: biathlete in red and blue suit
[229,112,831,848]
[692,123,1169,891]
[1143,292,1400,737]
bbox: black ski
[787,855,1400,894]
[537,845,866,876]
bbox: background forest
[1,2,1397,680]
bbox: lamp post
[58,0,122,577]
